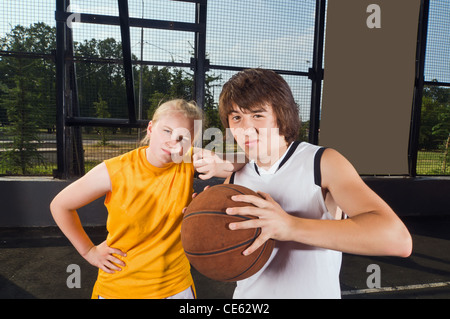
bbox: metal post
[138,0,144,141]
[118,0,137,124]
[408,0,430,177]
[66,0,85,176]
[193,0,207,109]
[55,0,68,178]
[308,0,326,145]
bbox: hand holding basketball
[227,191,297,256]
[181,184,275,281]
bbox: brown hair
[140,99,203,145]
[219,68,301,144]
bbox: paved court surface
[0,215,449,299]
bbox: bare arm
[289,148,412,256]
[193,147,247,179]
[227,148,412,257]
[50,162,126,273]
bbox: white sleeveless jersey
[230,141,342,299]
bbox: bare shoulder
[320,148,366,192]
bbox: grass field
[416,150,450,175]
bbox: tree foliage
[2,23,447,175]
[0,23,223,174]
[0,23,55,173]
[419,83,450,150]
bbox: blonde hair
[140,99,203,145]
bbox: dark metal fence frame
[1,0,444,178]
[53,0,327,178]
[409,0,450,176]
[54,0,208,178]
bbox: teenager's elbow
[49,193,67,220]
[49,196,60,218]
[390,223,413,258]
[398,231,413,258]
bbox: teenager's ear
[147,121,153,135]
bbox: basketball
[181,184,275,282]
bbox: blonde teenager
[50,99,239,299]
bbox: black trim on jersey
[254,163,260,175]
[252,141,302,176]
[277,141,301,171]
[230,142,325,187]
[314,147,327,187]
[229,171,235,184]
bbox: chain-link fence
[0,0,57,175]
[0,0,448,176]
[419,0,450,175]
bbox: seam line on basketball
[215,184,247,195]
[183,211,253,220]
[184,233,259,256]
[226,240,270,281]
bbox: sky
[423,0,450,83]
[0,0,448,121]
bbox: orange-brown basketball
[181,184,275,282]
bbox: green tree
[0,23,56,132]
[75,38,127,120]
[0,58,44,174]
[419,83,450,150]
[169,68,193,100]
[299,120,309,142]
[0,23,55,174]
[203,72,223,130]
[0,22,224,175]
[147,91,166,119]
[93,97,111,146]
[141,66,173,118]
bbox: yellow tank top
[91,146,194,299]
